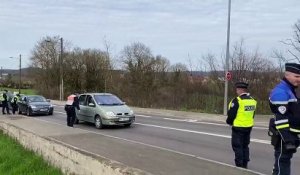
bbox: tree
[121,42,157,106]
[29,36,64,98]
[281,19,300,62]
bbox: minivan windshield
[94,95,124,105]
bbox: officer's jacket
[1,93,8,102]
[269,78,300,142]
[227,93,257,128]
[11,96,19,104]
[0,93,4,101]
[65,94,80,111]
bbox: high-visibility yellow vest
[0,94,4,101]
[233,96,257,127]
[11,96,20,103]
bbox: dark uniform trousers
[272,134,299,175]
[65,105,76,127]
[231,127,252,168]
[2,101,9,114]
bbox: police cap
[235,82,248,89]
[285,63,300,74]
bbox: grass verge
[0,131,62,175]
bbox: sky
[0,0,299,69]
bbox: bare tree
[30,36,65,98]
[121,42,157,106]
[280,19,300,62]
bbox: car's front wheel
[26,108,32,116]
[124,123,132,127]
[95,115,103,129]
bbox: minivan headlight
[106,111,116,118]
[129,110,134,115]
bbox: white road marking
[135,122,270,144]
[54,107,268,130]
[136,114,152,118]
[32,117,266,175]
[54,111,270,144]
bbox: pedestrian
[269,63,300,175]
[11,94,20,114]
[226,82,257,169]
[64,94,80,127]
[1,90,10,115]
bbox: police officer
[1,90,10,115]
[65,94,80,127]
[11,94,20,114]
[269,63,300,175]
[226,82,257,168]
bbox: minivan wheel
[95,115,103,129]
[74,117,79,124]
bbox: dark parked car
[18,95,54,116]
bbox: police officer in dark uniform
[65,94,80,127]
[226,82,257,168]
[11,94,20,114]
[269,63,300,175]
[2,90,10,114]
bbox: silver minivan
[75,93,135,129]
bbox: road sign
[225,72,232,80]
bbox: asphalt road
[36,105,300,175]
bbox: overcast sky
[0,0,299,69]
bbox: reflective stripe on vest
[233,96,257,127]
[11,96,19,103]
[0,94,4,101]
[66,95,76,105]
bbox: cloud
[0,0,299,69]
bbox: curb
[0,120,152,175]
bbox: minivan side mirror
[88,103,96,107]
[46,99,51,102]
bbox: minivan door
[85,95,96,122]
[77,95,87,121]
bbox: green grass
[0,131,63,175]
[0,87,37,95]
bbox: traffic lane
[71,121,300,175]
[53,105,269,141]
[51,132,257,175]
[48,107,299,174]
[133,114,269,141]
[34,112,263,175]
[40,112,287,174]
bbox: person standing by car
[11,94,20,114]
[269,63,300,175]
[226,82,257,169]
[65,94,80,127]
[1,90,10,115]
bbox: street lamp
[223,0,231,115]
[45,37,64,101]
[9,54,22,94]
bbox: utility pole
[19,54,21,94]
[223,0,231,115]
[60,37,64,101]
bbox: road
[35,105,300,175]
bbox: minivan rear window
[94,95,124,105]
